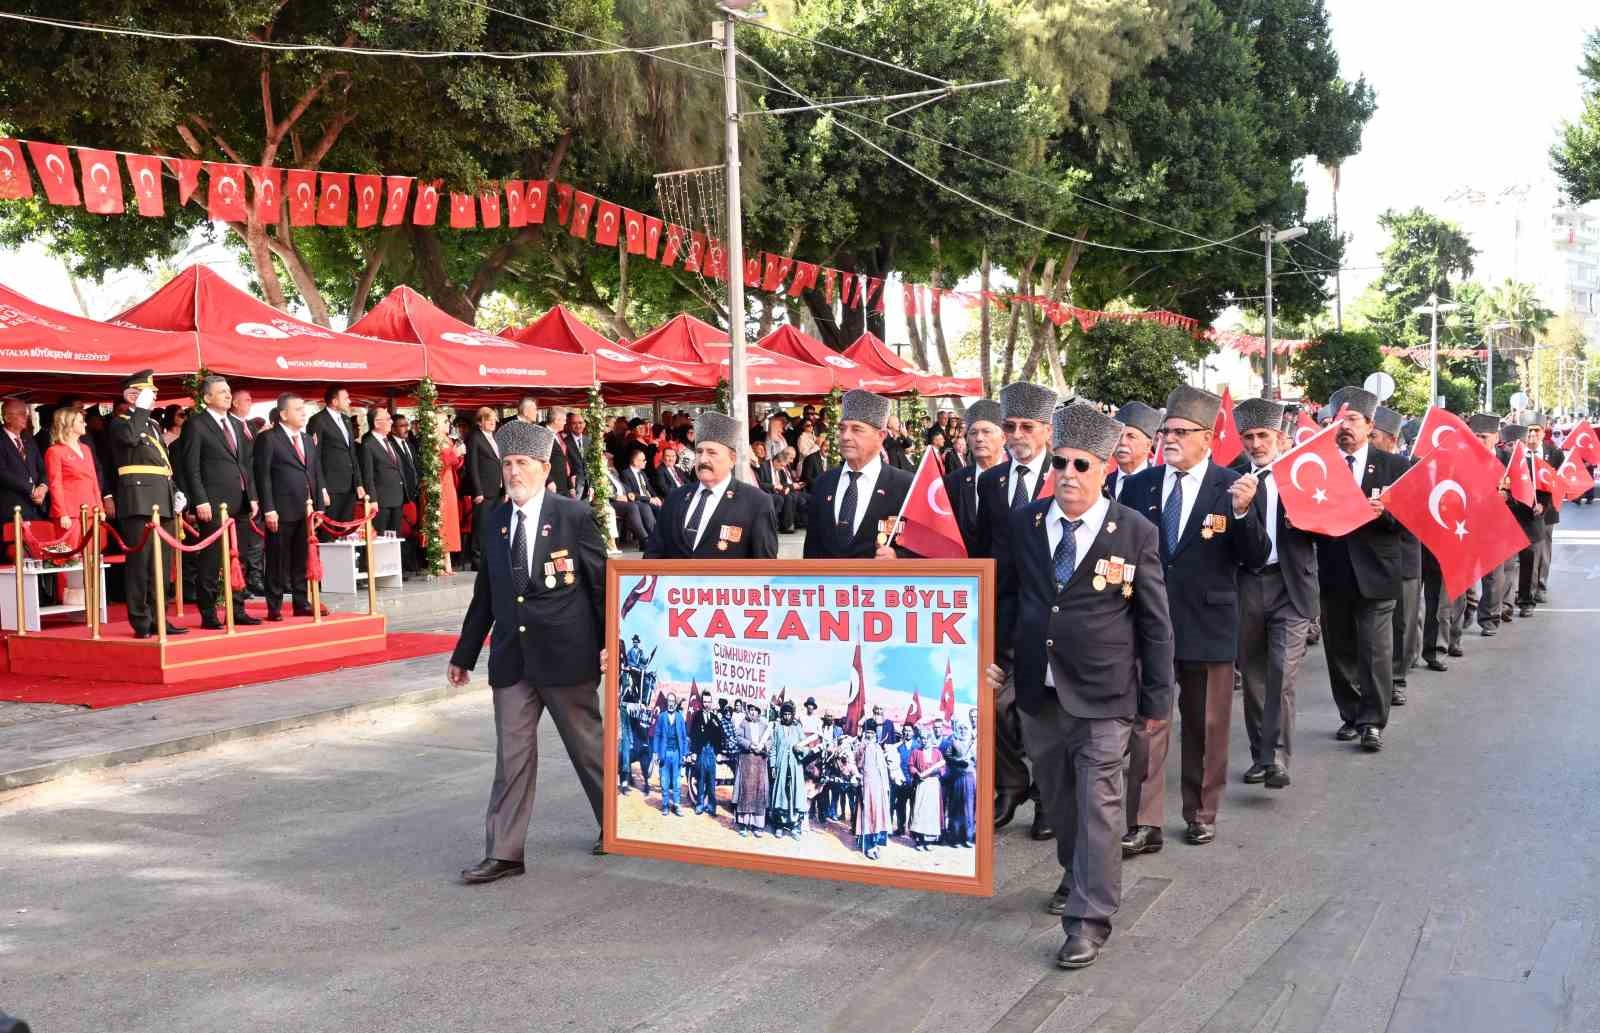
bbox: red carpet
[0,628,457,708]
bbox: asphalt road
[2,506,1597,1033]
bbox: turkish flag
[904,687,923,728]
[205,162,247,222]
[842,273,859,308]
[1385,434,1530,598]
[554,181,573,224]
[842,644,867,737]
[503,180,526,227]
[285,169,317,225]
[743,255,761,288]
[684,232,706,273]
[1534,458,1565,512]
[247,166,281,224]
[903,283,918,318]
[165,157,203,206]
[381,176,412,226]
[939,659,956,721]
[75,148,124,214]
[412,180,442,225]
[623,209,645,254]
[1507,442,1536,507]
[316,172,350,226]
[868,276,886,313]
[1564,418,1600,466]
[354,174,382,227]
[1292,408,1319,448]
[788,261,818,298]
[478,187,501,228]
[895,449,967,558]
[762,253,793,293]
[1210,385,1242,466]
[1411,407,1474,462]
[643,215,663,259]
[823,268,838,304]
[660,224,685,267]
[569,191,596,238]
[0,139,32,200]
[706,240,727,281]
[26,142,79,205]
[1558,451,1595,499]
[524,179,549,224]
[1272,419,1376,537]
[449,192,475,228]
[124,154,163,215]
[593,200,621,245]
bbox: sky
[0,3,1595,347]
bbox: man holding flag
[802,389,912,561]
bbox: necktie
[220,415,237,454]
[510,510,529,595]
[1346,453,1357,482]
[685,487,712,545]
[1011,466,1031,510]
[1053,517,1082,589]
[11,433,25,461]
[1162,470,1185,554]
[291,432,305,465]
[838,470,863,537]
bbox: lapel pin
[500,525,509,537]
[541,523,552,537]
[1105,521,1117,533]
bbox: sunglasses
[1159,426,1205,438]
[1049,455,1094,473]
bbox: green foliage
[1361,207,1478,349]
[1553,29,1600,202]
[414,378,446,576]
[821,387,843,467]
[584,384,614,550]
[1290,329,1382,405]
[1064,321,1212,407]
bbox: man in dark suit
[973,381,1059,838]
[1105,401,1159,501]
[620,446,662,514]
[464,406,504,569]
[448,420,609,880]
[802,390,912,561]
[253,393,325,621]
[1121,385,1266,851]
[991,401,1175,970]
[1520,420,1563,614]
[178,375,261,630]
[361,407,407,536]
[1233,399,1317,791]
[308,385,366,530]
[107,372,188,638]
[645,411,778,559]
[750,439,799,533]
[0,398,48,522]
[652,442,689,499]
[1372,406,1421,706]
[1316,386,1409,753]
[943,398,1004,556]
[390,413,420,503]
[549,410,590,499]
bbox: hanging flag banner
[315,172,350,227]
[75,148,124,215]
[381,176,412,226]
[205,162,247,222]
[248,166,282,224]
[285,168,317,226]
[124,154,163,216]
[26,142,79,206]
[354,174,382,227]
[604,561,993,896]
[0,139,33,200]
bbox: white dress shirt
[1004,456,1046,507]
[1043,495,1110,686]
[832,456,882,534]
[685,474,732,548]
[1342,443,1369,485]
[1113,460,1149,499]
[1161,455,1210,540]
[511,491,545,581]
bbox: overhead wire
[729,13,954,87]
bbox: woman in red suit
[44,406,102,604]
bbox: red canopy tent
[626,314,834,398]
[498,306,720,403]
[115,266,427,390]
[0,282,197,399]
[843,333,982,397]
[755,324,915,394]
[347,286,594,404]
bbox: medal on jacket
[1201,513,1225,540]
[1092,558,1109,591]
[543,561,557,589]
[717,525,742,551]
[1122,563,1136,598]
[554,556,575,584]
[1106,556,1125,586]
[876,516,898,547]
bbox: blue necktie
[838,469,863,537]
[1011,466,1031,510]
[1162,470,1185,554]
[510,510,529,595]
[1053,517,1082,590]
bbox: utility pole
[1412,293,1459,408]
[715,9,749,477]
[1260,224,1307,400]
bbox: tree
[1553,29,1600,202]
[1289,329,1382,404]
[1064,321,1212,407]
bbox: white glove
[174,490,187,515]
[135,388,156,410]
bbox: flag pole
[883,447,944,549]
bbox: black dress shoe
[1535,590,1549,603]
[1185,821,1215,845]
[1360,726,1383,752]
[1335,722,1359,741]
[591,837,606,856]
[132,628,152,640]
[1424,658,1448,672]
[1120,826,1163,856]
[1391,688,1407,706]
[1481,626,1496,637]
[265,610,284,622]
[460,858,525,884]
[1046,889,1069,915]
[292,605,316,618]
[1519,605,1535,617]
[1056,935,1100,969]
[1030,803,1055,840]
[165,622,188,635]
[1394,676,1407,687]
[1447,646,1465,658]
[1242,763,1268,784]
[994,792,1025,829]
[200,613,225,630]
[1263,765,1291,789]
[234,611,262,626]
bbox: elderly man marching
[448,420,609,882]
[989,401,1174,969]
[644,411,778,559]
[802,389,912,560]
[1121,386,1267,852]
[1233,398,1317,790]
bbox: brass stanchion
[220,503,235,635]
[79,504,94,639]
[151,505,167,646]
[90,507,103,641]
[173,511,185,620]
[306,500,322,624]
[11,506,25,637]
[364,499,377,617]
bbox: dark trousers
[770,490,799,533]
[892,782,914,833]
[993,670,1032,800]
[471,500,499,569]
[372,504,402,537]
[1019,698,1132,946]
[1392,577,1421,679]
[1422,564,1466,661]
[322,490,356,540]
[1239,569,1310,770]
[694,745,718,813]
[196,493,249,616]
[264,517,310,612]
[609,499,651,545]
[118,515,157,634]
[485,678,605,862]
[236,509,265,592]
[1322,592,1395,729]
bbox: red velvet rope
[101,521,157,555]
[312,511,376,535]
[152,519,232,555]
[305,515,324,582]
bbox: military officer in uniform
[109,370,187,639]
[644,411,778,559]
[989,401,1174,969]
[802,389,912,560]
[448,420,609,882]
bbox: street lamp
[1483,320,1512,411]
[1412,294,1460,408]
[1261,224,1307,399]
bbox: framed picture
[602,559,994,897]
